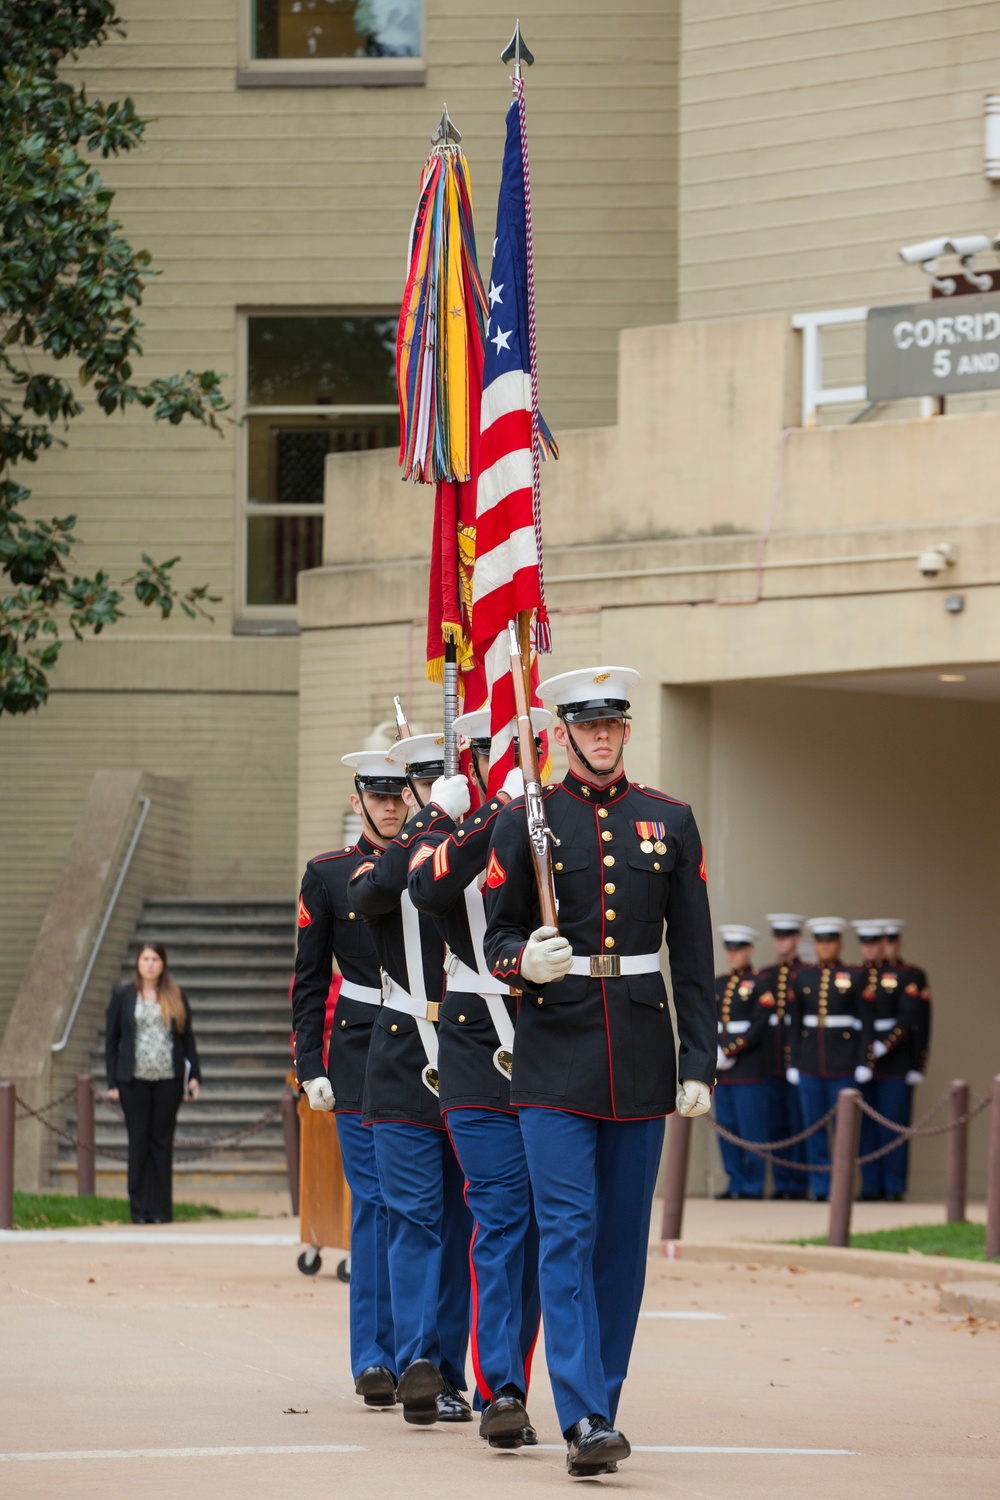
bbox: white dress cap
[384,732,447,770]
[765,913,805,932]
[452,706,553,741]
[536,666,640,712]
[719,924,758,945]
[806,916,847,937]
[879,918,906,937]
[851,920,886,941]
[341,750,406,778]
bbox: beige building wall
[679,1,1000,321]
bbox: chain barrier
[14,1087,287,1166]
[704,1085,991,1174]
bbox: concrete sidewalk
[2,1219,997,1499]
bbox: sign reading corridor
[867,291,1000,400]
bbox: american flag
[471,85,554,791]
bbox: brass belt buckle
[426,1001,440,1023]
[590,955,620,978]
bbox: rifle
[507,619,559,930]
[392,696,412,740]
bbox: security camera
[916,543,956,578]
[898,235,992,294]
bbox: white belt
[718,1019,751,1034]
[445,954,511,997]
[803,1014,862,1030]
[382,975,440,1093]
[568,953,660,978]
[874,1017,898,1032]
[338,978,381,1006]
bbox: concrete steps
[58,896,297,1192]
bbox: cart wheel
[336,1256,351,1284]
[297,1247,322,1276]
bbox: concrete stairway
[55,897,297,1193]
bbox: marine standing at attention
[484,666,717,1479]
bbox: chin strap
[405,775,427,810]
[472,759,489,799]
[356,789,387,843]
[564,722,627,780]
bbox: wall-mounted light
[986,94,1000,181]
[939,673,966,683]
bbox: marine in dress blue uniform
[883,919,933,1086]
[786,917,874,1202]
[713,926,771,1200]
[754,914,808,1199]
[484,666,717,1478]
[407,706,551,1450]
[349,735,473,1427]
[854,920,926,1201]
[291,749,406,1408]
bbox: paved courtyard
[2,1218,997,1499]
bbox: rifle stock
[392,696,412,740]
[507,619,559,930]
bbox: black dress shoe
[396,1358,443,1426]
[857,1192,883,1202]
[565,1414,631,1476]
[480,1385,529,1447]
[770,1191,808,1201]
[355,1365,397,1407]
[884,1192,905,1203]
[436,1378,473,1422]
[812,1194,828,1203]
[714,1189,740,1200]
[521,1423,538,1446]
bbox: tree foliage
[0,1,228,715]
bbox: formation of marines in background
[714,916,932,1203]
[290,666,717,1478]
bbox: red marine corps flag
[471,33,557,793]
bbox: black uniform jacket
[105,983,200,1090]
[715,967,771,1084]
[787,962,874,1078]
[900,958,932,1073]
[349,809,447,1130]
[483,770,717,1119]
[861,962,925,1081]
[291,835,383,1112]
[408,793,518,1114]
[753,958,801,1077]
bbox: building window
[253,0,420,60]
[239,0,425,85]
[240,313,399,612]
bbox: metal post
[660,1112,692,1242]
[76,1073,96,1198]
[986,1075,1000,1263]
[0,1082,15,1231]
[443,640,458,777]
[280,1093,300,1217]
[827,1087,861,1248]
[945,1079,969,1225]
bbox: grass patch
[789,1220,994,1262]
[10,1192,256,1230]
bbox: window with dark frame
[252,0,421,60]
[243,314,399,609]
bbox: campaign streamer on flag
[472,78,556,792]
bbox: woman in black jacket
[106,942,201,1223]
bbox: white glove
[500,766,524,801]
[302,1076,335,1111]
[854,1065,873,1084]
[715,1047,735,1072]
[430,775,471,822]
[906,1070,924,1086]
[520,925,573,985]
[786,1067,800,1085]
[677,1079,712,1117]
[872,1040,888,1059]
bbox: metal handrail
[51,795,151,1054]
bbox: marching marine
[484,666,717,1479]
[753,915,808,1199]
[290,749,403,1408]
[786,917,874,1202]
[348,735,473,1428]
[407,706,551,1450]
[713,925,771,1201]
